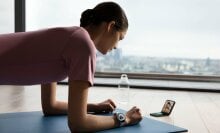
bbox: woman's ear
[107,21,116,32]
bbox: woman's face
[98,22,127,55]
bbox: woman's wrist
[113,112,128,127]
[125,115,130,126]
[113,114,121,127]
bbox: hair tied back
[80,9,95,27]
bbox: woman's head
[80,2,128,31]
[80,2,128,54]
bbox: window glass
[0,0,14,33]
[26,0,220,76]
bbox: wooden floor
[0,85,220,133]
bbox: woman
[0,2,142,132]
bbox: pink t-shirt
[0,26,96,86]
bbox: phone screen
[150,100,176,117]
[161,100,175,114]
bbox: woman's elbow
[41,103,56,116]
[42,106,53,116]
[68,118,90,133]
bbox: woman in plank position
[0,2,142,132]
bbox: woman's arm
[41,81,142,132]
[41,82,67,115]
[68,80,119,132]
[41,82,115,115]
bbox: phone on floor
[150,100,175,117]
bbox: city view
[96,49,220,76]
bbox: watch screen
[118,114,125,121]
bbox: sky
[1,0,220,59]
[0,0,14,33]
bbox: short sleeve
[63,27,96,86]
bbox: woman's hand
[125,106,143,126]
[93,99,116,114]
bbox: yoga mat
[0,109,188,133]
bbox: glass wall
[0,0,14,33]
[26,0,220,76]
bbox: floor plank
[190,92,220,133]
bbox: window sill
[58,78,220,92]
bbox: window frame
[15,0,25,32]
[95,72,220,82]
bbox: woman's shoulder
[69,26,90,40]
[67,27,96,55]
[46,26,93,48]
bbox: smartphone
[150,100,175,117]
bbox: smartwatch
[114,112,126,127]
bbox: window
[26,0,220,78]
[0,0,14,33]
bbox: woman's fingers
[103,103,115,112]
[103,99,116,112]
[107,99,116,109]
[130,106,142,117]
[96,101,116,113]
[125,106,143,126]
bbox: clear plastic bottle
[118,74,130,109]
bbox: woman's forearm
[43,102,99,115]
[69,113,119,132]
[41,82,96,115]
[42,100,67,115]
[52,102,98,114]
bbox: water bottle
[118,74,130,109]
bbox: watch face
[117,113,125,122]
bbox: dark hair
[80,2,128,31]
